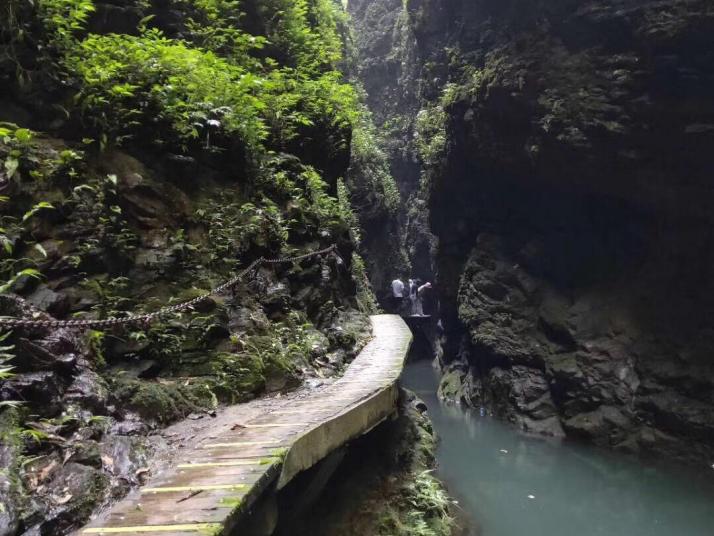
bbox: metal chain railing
[0,244,339,331]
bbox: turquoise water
[401,359,714,536]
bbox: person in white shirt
[391,278,405,298]
[390,278,405,313]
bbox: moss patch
[112,378,215,424]
[0,408,26,533]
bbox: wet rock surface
[444,225,714,461]
[0,442,22,536]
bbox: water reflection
[401,359,714,536]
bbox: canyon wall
[350,0,714,464]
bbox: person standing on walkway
[390,277,405,314]
[408,278,419,315]
[407,279,432,316]
[416,281,432,316]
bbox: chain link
[0,244,338,331]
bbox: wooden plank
[241,423,311,428]
[176,456,280,469]
[189,448,282,460]
[83,523,221,534]
[142,484,249,493]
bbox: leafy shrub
[211,314,318,401]
[337,178,361,243]
[68,29,268,151]
[197,193,289,267]
[64,30,357,155]
[0,124,83,293]
[351,252,379,314]
[347,111,400,216]
[37,0,95,49]
[289,167,350,239]
[262,69,358,149]
[257,0,345,73]
[0,331,16,384]
[415,103,447,167]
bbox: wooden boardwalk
[80,314,412,535]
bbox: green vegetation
[0,406,27,521]
[210,313,318,399]
[375,403,453,536]
[0,0,372,325]
[347,110,400,215]
[0,0,392,305]
[0,124,78,296]
[113,378,215,423]
[270,447,289,461]
[415,102,448,168]
[351,252,379,314]
[3,0,358,157]
[344,104,410,287]
[377,468,452,536]
[70,30,269,151]
[0,1,404,531]
[0,331,16,384]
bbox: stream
[401,358,714,536]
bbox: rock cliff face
[348,0,420,195]
[351,0,714,464]
[347,0,434,283]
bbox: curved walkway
[80,314,412,535]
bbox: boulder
[32,462,108,535]
[563,405,632,446]
[97,151,191,228]
[26,286,70,318]
[99,435,150,486]
[0,372,65,417]
[65,440,103,469]
[484,366,565,437]
[64,370,110,413]
[262,282,291,315]
[437,362,475,406]
[16,338,77,372]
[0,444,21,536]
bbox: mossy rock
[0,408,25,535]
[41,462,110,533]
[112,379,214,424]
[209,352,267,403]
[437,366,468,404]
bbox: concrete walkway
[80,314,412,535]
